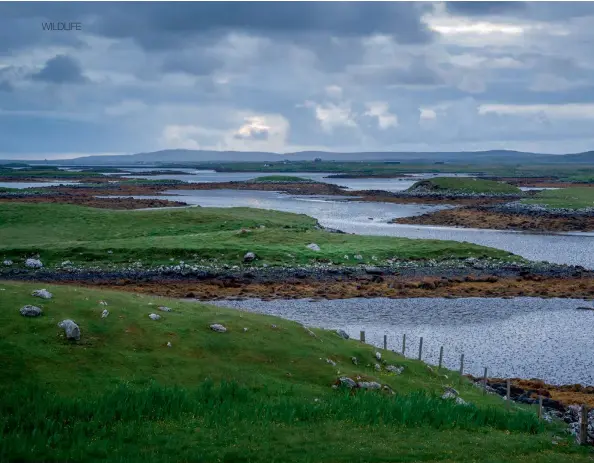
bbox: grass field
[408,177,521,194]
[0,167,103,178]
[522,187,594,210]
[0,203,515,269]
[0,281,589,462]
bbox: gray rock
[32,289,52,299]
[99,301,108,306]
[243,251,256,263]
[61,260,72,266]
[148,313,161,321]
[455,397,468,405]
[326,358,337,367]
[306,243,321,252]
[101,309,109,318]
[25,258,43,269]
[20,305,42,317]
[386,365,404,375]
[336,329,349,340]
[210,323,227,333]
[167,341,172,348]
[58,319,80,340]
[357,381,381,390]
[365,267,384,275]
[442,387,460,400]
[351,357,358,365]
[354,254,363,260]
[375,351,382,361]
[158,306,172,312]
[243,327,249,332]
[338,377,357,388]
[374,363,381,371]
[3,259,12,266]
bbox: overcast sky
[3,1,594,159]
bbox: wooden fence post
[580,404,589,445]
[506,379,511,410]
[417,337,423,361]
[383,334,387,350]
[438,346,444,369]
[402,334,406,355]
[360,330,365,343]
[538,396,543,419]
[459,353,464,378]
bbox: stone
[20,305,42,317]
[374,363,381,371]
[99,301,108,306]
[158,306,172,312]
[58,319,80,340]
[243,252,256,263]
[455,397,468,405]
[306,243,321,252]
[338,377,357,389]
[149,313,161,321]
[357,381,381,390]
[442,387,460,400]
[351,357,358,365]
[375,351,382,361]
[25,258,43,269]
[32,289,52,299]
[101,309,109,318]
[354,254,363,260]
[3,259,12,266]
[386,365,404,375]
[61,261,72,266]
[243,327,249,332]
[167,342,172,348]
[326,358,337,367]
[210,323,227,333]
[336,329,349,340]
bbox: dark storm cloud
[31,55,88,84]
[445,1,594,20]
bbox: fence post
[483,367,488,395]
[417,337,423,361]
[459,353,464,378]
[580,404,589,445]
[438,346,444,369]
[383,334,387,351]
[402,334,406,355]
[360,330,365,343]
[506,379,511,410]
[538,396,543,419]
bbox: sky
[3,1,594,159]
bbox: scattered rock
[336,329,349,340]
[210,323,227,333]
[374,363,381,371]
[351,357,358,365]
[58,319,80,341]
[375,351,382,361]
[357,381,381,390]
[337,377,357,389]
[101,309,109,318]
[243,327,249,332]
[158,306,172,312]
[31,289,52,299]
[243,252,256,263]
[25,258,43,269]
[99,301,108,306]
[326,358,337,367]
[149,313,161,321]
[386,365,404,375]
[20,305,42,317]
[306,243,321,252]
[442,387,460,400]
[3,259,12,266]
[167,341,172,348]
[354,254,363,260]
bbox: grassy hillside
[408,177,521,194]
[0,281,589,462]
[0,203,514,269]
[249,175,314,183]
[522,187,594,210]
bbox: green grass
[0,168,102,179]
[0,203,515,268]
[521,187,594,210]
[0,281,589,462]
[409,177,521,194]
[249,175,315,183]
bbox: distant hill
[1,149,594,166]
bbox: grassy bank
[249,175,315,183]
[409,177,521,195]
[521,187,594,210]
[0,281,588,462]
[0,203,514,269]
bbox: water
[121,171,473,192]
[126,189,594,269]
[210,297,594,385]
[0,181,79,189]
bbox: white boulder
[58,319,80,340]
[25,258,43,269]
[210,323,227,333]
[149,313,161,321]
[32,289,52,299]
[20,305,42,317]
[306,243,321,252]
